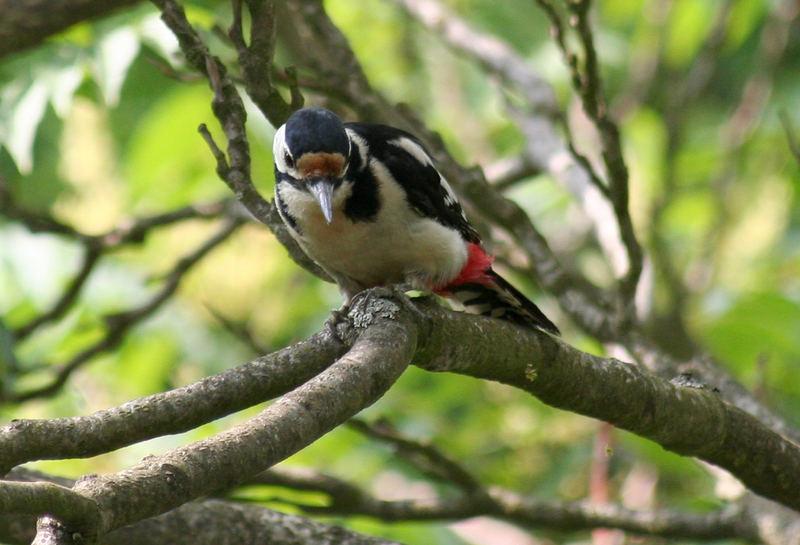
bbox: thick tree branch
[0,329,345,472]
[405,297,800,512]
[5,290,800,541]
[106,499,405,545]
[2,470,405,545]
[17,293,414,542]
[0,481,98,532]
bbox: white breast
[277,160,467,300]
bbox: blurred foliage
[0,0,799,543]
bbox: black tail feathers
[448,269,559,334]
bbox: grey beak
[307,178,336,224]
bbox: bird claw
[355,284,430,324]
[324,304,351,343]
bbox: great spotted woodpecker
[273,107,559,334]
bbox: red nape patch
[434,243,494,296]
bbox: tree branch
[0,188,232,342]
[21,292,414,541]
[533,0,643,304]
[7,218,243,403]
[12,246,101,341]
[0,0,144,60]
[248,465,758,541]
[4,289,800,541]
[152,0,330,282]
[2,470,405,545]
[0,329,345,472]
[346,419,486,494]
[407,297,800,513]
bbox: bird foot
[359,284,431,324]
[324,303,351,343]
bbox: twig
[13,247,101,341]
[93,200,232,249]
[231,0,302,125]
[483,156,540,191]
[4,199,230,345]
[205,304,268,355]
[7,219,243,403]
[390,0,557,113]
[347,418,487,494]
[534,0,643,306]
[153,0,268,221]
[243,465,756,540]
[1,188,230,249]
[154,0,328,281]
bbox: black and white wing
[344,123,481,243]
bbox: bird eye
[284,151,295,168]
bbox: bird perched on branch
[272,107,558,334]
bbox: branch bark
[1,470,405,545]
[5,291,800,544]
[0,329,345,472]
[0,0,143,60]
[251,466,758,541]
[7,293,415,542]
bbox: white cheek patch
[331,180,354,209]
[276,182,313,227]
[277,179,354,227]
[273,124,298,177]
[273,125,287,167]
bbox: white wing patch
[438,174,460,210]
[389,136,433,167]
[389,136,462,212]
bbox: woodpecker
[272,107,559,334]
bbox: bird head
[273,108,351,224]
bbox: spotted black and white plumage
[273,107,559,334]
